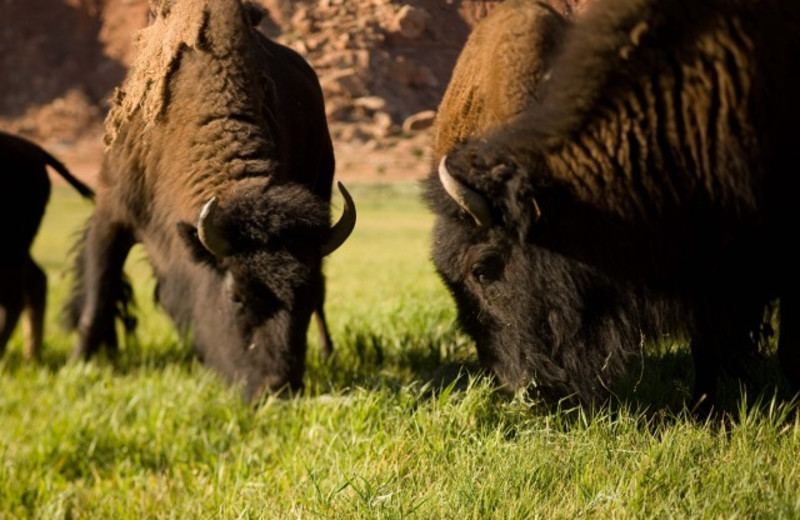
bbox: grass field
[1,182,799,519]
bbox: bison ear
[243,1,265,26]
[177,221,219,266]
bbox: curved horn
[197,196,233,257]
[321,181,357,257]
[438,156,492,227]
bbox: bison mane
[105,0,259,148]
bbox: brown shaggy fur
[433,0,570,161]
[105,0,211,145]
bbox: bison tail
[43,151,95,201]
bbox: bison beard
[62,0,355,403]
[426,0,800,408]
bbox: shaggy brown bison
[63,0,355,402]
[426,0,800,408]
[1,130,94,359]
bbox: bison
[426,0,800,408]
[63,0,356,402]
[1,130,94,359]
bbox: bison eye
[471,255,504,284]
[223,272,244,305]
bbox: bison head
[425,146,641,405]
[177,178,355,401]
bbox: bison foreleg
[0,277,23,357]
[313,277,333,361]
[71,215,134,360]
[689,300,724,415]
[314,305,333,361]
[778,297,800,396]
[689,292,765,414]
[21,256,46,360]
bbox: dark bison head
[426,150,641,405]
[177,178,355,401]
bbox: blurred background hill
[0,0,582,183]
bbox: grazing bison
[1,130,94,359]
[426,0,800,407]
[63,0,355,402]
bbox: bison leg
[690,301,724,413]
[0,275,23,357]
[690,291,767,413]
[778,297,800,395]
[314,305,333,362]
[312,277,333,361]
[21,256,46,360]
[71,215,134,360]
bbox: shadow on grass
[607,347,798,423]
[4,316,796,430]
[304,323,799,429]
[303,324,483,395]
[0,333,195,378]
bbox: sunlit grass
[1,183,798,519]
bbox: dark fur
[1,130,94,359]
[426,0,800,407]
[63,0,343,402]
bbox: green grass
[1,183,799,519]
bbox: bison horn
[197,196,233,257]
[321,181,357,257]
[438,156,492,227]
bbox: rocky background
[0,0,584,183]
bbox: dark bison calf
[0,130,94,358]
[427,0,800,409]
